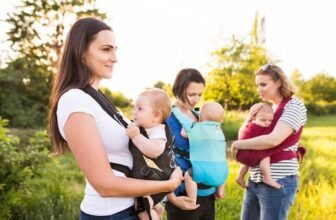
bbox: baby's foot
[263,178,282,189]
[236,177,247,189]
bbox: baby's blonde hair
[200,102,224,123]
[139,88,172,123]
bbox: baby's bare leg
[185,170,197,204]
[260,157,282,189]
[137,196,160,220]
[153,203,164,218]
[236,164,249,188]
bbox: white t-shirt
[57,89,134,216]
[146,124,167,142]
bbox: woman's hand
[167,193,200,211]
[168,167,183,191]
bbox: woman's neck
[175,100,198,121]
[175,100,191,113]
[90,78,101,90]
[271,94,284,110]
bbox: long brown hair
[48,17,112,155]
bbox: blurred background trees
[0,3,335,128]
[0,0,106,127]
[0,1,335,219]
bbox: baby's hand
[216,185,225,199]
[180,128,188,138]
[246,103,263,122]
[126,123,140,139]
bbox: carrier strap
[173,148,189,159]
[110,163,131,177]
[81,85,129,128]
[81,86,155,220]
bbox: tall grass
[215,114,336,220]
[289,116,336,220]
[8,113,335,219]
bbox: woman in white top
[48,17,182,219]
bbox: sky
[1,0,336,99]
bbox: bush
[306,101,336,115]
[222,111,245,141]
[0,118,84,219]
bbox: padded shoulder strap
[172,106,198,132]
[80,85,129,128]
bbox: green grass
[289,116,336,220]
[10,114,335,219]
[306,114,336,127]
[215,114,336,220]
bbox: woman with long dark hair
[48,17,182,219]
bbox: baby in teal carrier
[173,102,229,205]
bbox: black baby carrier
[81,85,174,220]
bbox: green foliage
[0,58,52,127]
[1,113,335,219]
[215,161,244,220]
[289,117,336,220]
[290,68,304,92]
[203,15,272,110]
[305,101,336,115]
[0,118,83,219]
[100,87,132,109]
[153,80,173,98]
[6,0,106,69]
[0,0,107,128]
[299,73,336,103]
[222,110,245,141]
[99,87,133,117]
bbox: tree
[153,80,173,98]
[100,87,132,109]
[0,58,52,127]
[0,0,106,127]
[203,12,272,110]
[6,0,106,71]
[290,68,304,98]
[300,73,336,102]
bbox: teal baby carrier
[172,107,229,187]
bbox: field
[4,114,335,219]
[214,114,336,220]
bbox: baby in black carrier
[126,88,175,220]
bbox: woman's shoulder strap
[80,85,129,128]
[171,106,195,132]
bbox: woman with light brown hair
[232,64,307,220]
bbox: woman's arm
[64,113,182,197]
[126,123,165,158]
[233,121,294,150]
[238,121,249,140]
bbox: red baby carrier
[237,97,306,167]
